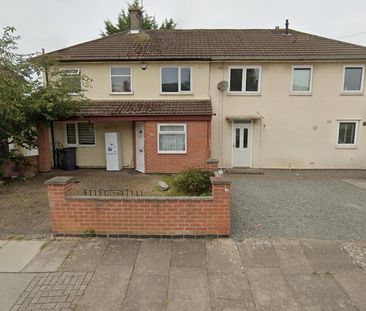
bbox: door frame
[231,120,253,168]
[135,122,145,173]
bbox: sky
[1,0,366,55]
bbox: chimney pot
[129,7,142,34]
[285,19,289,34]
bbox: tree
[0,27,90,159]
[102,0,177,36]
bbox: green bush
[172,168,213,196]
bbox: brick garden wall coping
[45,175,231,237]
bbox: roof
[50,29,366,62]
[77,99,212,117]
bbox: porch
[39,99,215,174]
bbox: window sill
[289,92,312,96]
[227,92,261,96]
[65,145,97,148]
[335,145,357,149]
[110,92,134,95]
[160,92,193,95]
[157,151,187,154]
[340,91,364,96]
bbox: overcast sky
[1,0,366,55]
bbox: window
[291,66,313,93]
[110,67,132,93]
[65,122,95,147]
[59,68,81,93]
[342,65,364,93]
[337,121,358,146]
[158,124,187,153]
[229,66,261,93]
[161,67,191,93]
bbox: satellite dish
[217,81,228,92]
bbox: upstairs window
[161,67,191,93]
[291,66,313,93]
[229,66,261,93]
[342,65,364,93]
[65,122,95,147]
[111,67,132,93]
[60,68,81,93]
[337,121,357,146]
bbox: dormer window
[161,67,192,93]
[110,67,132,93]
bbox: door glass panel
[235,128,240,148]
[243,128,248,148]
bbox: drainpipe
[42,48,56,168]
[256,111,264,169]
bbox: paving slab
[301,239,360,272]
[206,239,243,274]
[208,271,256,310]
[121,273,168,311]
[210,298,256,311]
[237,239,279,268]
[22,240,77,272]
[134,240,171,275]
[343,179,366,190]
[286,272,359,310]
[78,265,132,311]
[343,241,366,270]
[167,267,211,311]
[246,267,300,310]
[0,240,45,272]
[60,238,108,272]
[0,273,35,311]
[334,269,366,311]
[0,240,8,248]
[171,240,206,268]
[100,239,140,266]
[272,239,313,274]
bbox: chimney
[285,19,289,35]
[129,7,142,34]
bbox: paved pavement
[0,238,366,311]
[231,170,366,240]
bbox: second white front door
[232,122,252,167]
[135,122,145,173]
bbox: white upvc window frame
[110,66,133,94]
[157,123,187,154]
[228,66,262,95]
[160,66,193,94]
[59,68,81,95]
[290,65,313,95]
[64,122,96,148]
[336,120,359,148]
[341,65,365,95]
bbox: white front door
[135,122,145,173]
[232,122,252,167]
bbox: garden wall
[45,176,231,237]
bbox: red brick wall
[144,121,212,173]
[46,176,231,237]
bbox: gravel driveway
[231,170,366,240]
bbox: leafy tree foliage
[102,0,177,36]
[0,27,90,156]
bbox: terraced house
[38,7,366,173]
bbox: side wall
[144,120,211,173]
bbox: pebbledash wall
[45,176,231,237]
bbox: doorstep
[225,168,264,174]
